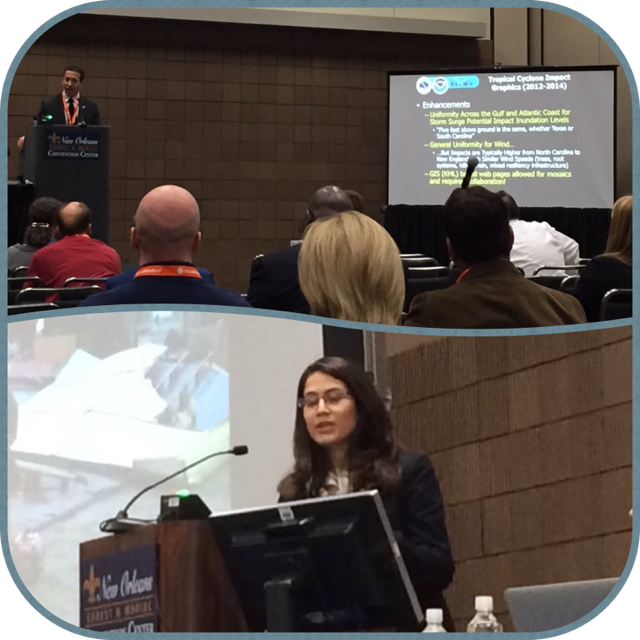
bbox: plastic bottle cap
[475,596,493,612]
[426,608,443,624]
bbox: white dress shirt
[510,219,580,277]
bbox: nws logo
[416,76,450,96]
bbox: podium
[79,521,248,632]
[22,125,110,243]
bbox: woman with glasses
[278,356,454,629]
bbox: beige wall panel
[493,8,528,66]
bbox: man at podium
[17,66,101,150]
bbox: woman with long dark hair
[278,356,455,629]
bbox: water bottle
[422,608,446,632]
[467,596,503,632]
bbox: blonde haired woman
[298,211,405,325]
[574,195,632,321]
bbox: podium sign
[22,125,110,243]
[45,130,103,160]
[80,545,158,632]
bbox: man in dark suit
[247,185,353,314]
[17,66,101,150]
[404,186,587,328]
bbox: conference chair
[62,277,108,287]
[8,276,45,305]
[559,276,580,295]
[10,266,29,277]
[404,272,455,312]
[15,286,104,308]
[8,303,59,315]
[406,266,450,281]
[532,265,586,276]
[599,289,632,322]
[399,253,426,259]
[401,256,439,268]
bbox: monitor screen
[211,491,423,632]
[388,66,615,208]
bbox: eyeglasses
[297,389,351,409]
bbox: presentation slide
[7,312,323,625]
[388,67,615,208]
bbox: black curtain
[384,205,611,264]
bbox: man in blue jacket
[79,185,250,308]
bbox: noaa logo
[416,76,451,96]
[431,77,449,95]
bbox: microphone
[461,155,479,189]
[78,105,87,127]
[99,445,249,534]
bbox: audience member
[27,201,121,287]
[404,187,587,328]
[498,190,580,276]
[299,210,405,325]
[8,197,61,274]
[573,195,632,322]
[247,185,353,314]
[79,185,250,307]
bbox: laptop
[505,577,619,632]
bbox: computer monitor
[505,577,619,632]
[211,490,424,632]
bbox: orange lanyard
[134,265,202,279]
[456,267,471,283]
[62,95,78,125]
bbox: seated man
[79,185,250,308]
[27,201,121,287]
[499,191,580,276]
[247,185,354,314]
[404,187,587,329]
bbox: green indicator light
[176,490,191,499]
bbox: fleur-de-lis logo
[48,132,59,144]
[83,565,101,604]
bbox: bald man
[79,185,250,308]
[27,201,121,288]
[247,185,353,314]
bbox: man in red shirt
[27,201,121,287]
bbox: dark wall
[8,13,492,290]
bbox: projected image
[389,67,615,208]
[7,312,231,623]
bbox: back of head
[58,201,91,237]
[298,210,405,325]
[496,190,520,220]
[23,197,61,247]
[133,185,201,262]
[308,185,354,221]
[445,186,512,264]
[604,195,632,266]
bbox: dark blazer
[106,265,215,290]
[247,243,310,314]
[78,262,250,308]
[388,450,455,629]
[37,94,101,126]
[405,259,587,329]
[573,255,632,322]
